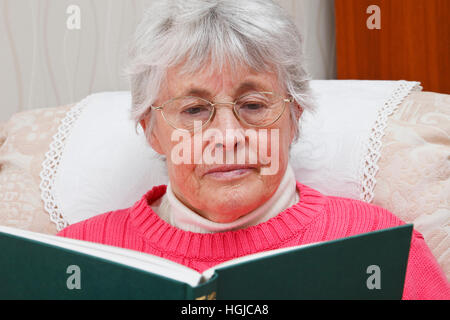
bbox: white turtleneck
[151,164,299,233]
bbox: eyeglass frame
[150,91,294,132]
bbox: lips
[202,164,258,180]
[205,164,257,175]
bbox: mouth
[203,165,258,181]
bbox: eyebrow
[235,81,270,96]
[181,87,210,97]
[181,80,271,99]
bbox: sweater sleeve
[402,230,450,300]
[57,220,86,240]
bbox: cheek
[165,139,198,186]
[151,118,199,187]
[276,114,293,157]
[259,119,291,171]
[168,165,198,197]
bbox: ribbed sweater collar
[128,182,327,260]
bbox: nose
[207,103,245,151]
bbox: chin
[204,181,267,221]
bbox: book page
[0,226,203,287]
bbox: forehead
[163,62,282,99]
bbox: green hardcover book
[0,224,412,300]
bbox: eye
[184,107,202,114]
[240,102,267,111]
[181,105,211,116]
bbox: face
[142,62,300,223]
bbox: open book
[0,224,412,299]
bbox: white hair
[123,0,314,141]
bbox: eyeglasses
[151,91,293,132]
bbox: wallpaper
[0,0,336,122]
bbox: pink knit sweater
[58,182,449,300]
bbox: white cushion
[41,80,421,227]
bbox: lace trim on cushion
[359,81,422,203]
[39,97,90,231]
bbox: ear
[290,101,303,143]
[140,119,164,155]
[294,100,304,122]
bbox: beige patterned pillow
[374,91,449,279]
[0,105,73,235]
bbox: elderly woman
[58,0,449,299]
